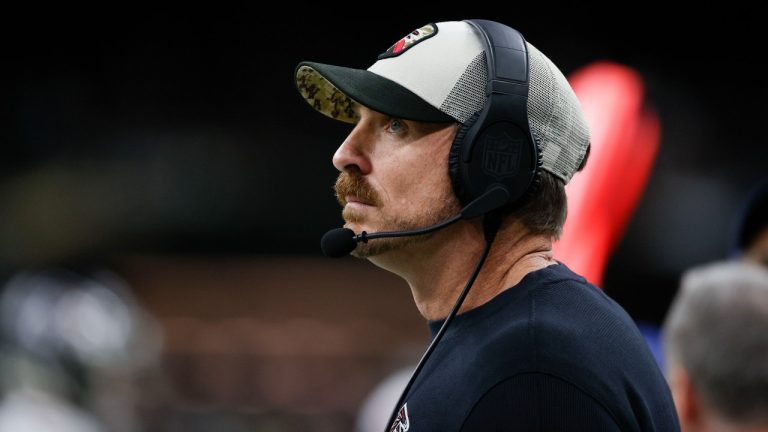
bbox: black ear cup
[456,119,538,208]
[448,20,540,213]
[448,113,481,206]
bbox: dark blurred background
[0,5,765,431]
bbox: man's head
[663,261,768,431]
[295,20,590,257]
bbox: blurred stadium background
[1,6,765,431]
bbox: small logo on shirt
[389,403,410,432]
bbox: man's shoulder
[459,263,646,383]
[465,263,679,431]
[492,263,650,373]
[412,264,679,432]
[517,263,636,340]
[483,263,631,341]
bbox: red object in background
[553,62,661,287]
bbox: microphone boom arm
[355,214,462,243]
[354,185,510,243]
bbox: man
[663,261,768,431]
[295,20,679,431]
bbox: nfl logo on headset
[482,132,521,178]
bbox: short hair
[663,261,768,424]
[503,170,567,239]
[501,145,590,239]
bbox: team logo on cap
[378,23,437,60]
[482,133,522,178]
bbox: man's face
[332,104,461,258]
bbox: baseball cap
[295,20,590,183]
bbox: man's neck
[369,219,557,321]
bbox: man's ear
[669,365,701,429]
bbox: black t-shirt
[390,263,679,432]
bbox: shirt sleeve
[460,372,623,432]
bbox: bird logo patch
[379,24,437,59]
[389,403,410,431]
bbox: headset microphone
[320,228,358,258]
[320,186,510,257]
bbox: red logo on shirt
[389,403,410,432]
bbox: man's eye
[387,118,406,133]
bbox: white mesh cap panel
[526,42,590,183]
[440,52,488,123]
[352,21,590,183]
[368,21,484,115]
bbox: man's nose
[332,123,372,174]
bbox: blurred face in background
[745,228,768,266]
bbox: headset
[448,19,542,212]
[380,20,546,432]
[322,20,545,259]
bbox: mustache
[334,171,382,207]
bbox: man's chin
[349,230,433,260]
[343,221,366,235]
[342,213,384,234]
[350,241,394,259]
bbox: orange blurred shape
[553,62,660,286]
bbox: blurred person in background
[732,179,768,267]
[663,261,768,432]
[0,267,162,432]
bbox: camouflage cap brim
[295,62,454,124]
